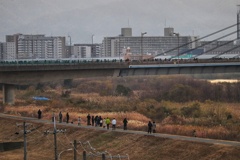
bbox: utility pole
[69,140,78,160]
[83,151,87,160]
[173,32,180,61]
[102,153,106,160]
[237,5,240,39]
[53,116,58,160]
[68,35,72,58]
[43,121,67,160]
[141,32,147,61]
[74,140,77,160]
[23,121,27,160]
[16,122,33,160]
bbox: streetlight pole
[118,34,122,61]
[58,148,73,160]
[173,32,179,61]
[91,34,94,57]
[141,32,147,61]
[16,35,20,65]
[32,35,34,61]
[68,35,72,58]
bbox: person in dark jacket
[91,116,95,126]
[52,112,55,122]
[66,112,69,123]
[38,109,42,119]
[95,115,99,127]
[87,114,91,125]
[123,118,128,130]
[148,121,153,134]
[59,112,63,123]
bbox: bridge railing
[1,57,240,67]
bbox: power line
[171,30,237,59]
[157,23,238,57]
[213,44,240,58]
[193,39,237,58]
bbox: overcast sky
[0,0,239,44]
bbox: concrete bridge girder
[118,65,240,77]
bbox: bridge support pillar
[2,84,15,104]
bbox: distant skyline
[0,0,239,44]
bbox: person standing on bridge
[38,109,42,119]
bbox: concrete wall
[2,84,15,104]
[0,142,23,152]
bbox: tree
[115,85,132,96]
[180,103,201,118]
[63,79,73,88]
[168,84,196,102]
[36,83,44,92]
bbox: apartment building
[73,45,91,58]
[102,27,199,58]
[73,44,101,58]
[4,34,66,60]
[2,42,16,60]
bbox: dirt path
[1,113,240,147]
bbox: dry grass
[1,117,240,160]
[3,104,150,131]
[3,91,240,141]
[4,103,240,141]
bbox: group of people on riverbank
[55,111,70,123]
[147,121,156,134]
[87,114,127,130]
[37,110,156,133]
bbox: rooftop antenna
[128,18,130,27]
[164,18,166,27]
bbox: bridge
[1,60,240,104]
[1,61,240,84]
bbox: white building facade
[2,42,16,60]
[73,44,100,58]
[73,45,91,58]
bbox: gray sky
[0,0,239,44]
